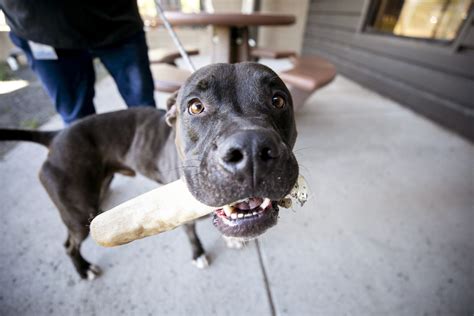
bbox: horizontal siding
[303,46,474,139]
[305,27,474,79]
[311,0,366,13]
[307,12,361,30]
[305,36,474,108]
[303,0,474,140]
[461,25,474,48]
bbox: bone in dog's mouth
[211,176,308,238]
[212,197,279,238]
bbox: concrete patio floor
[0,60,473,316]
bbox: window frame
[360,0,473,48]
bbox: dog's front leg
[183,222,209,269]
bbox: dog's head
[167,62,298,239]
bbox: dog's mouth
[212,197,279,239]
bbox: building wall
[259,0,310,53]
[302,0,474,140]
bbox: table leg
[211,26,250,64]
[230,27,250,63]
[211,26,231,63]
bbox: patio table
[154,12,295,63]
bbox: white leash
[154,0,197,72]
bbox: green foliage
[20,119,40,129]
[0,62,11,81]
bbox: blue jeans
[10,31,156,124]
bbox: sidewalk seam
[255,239,276,316]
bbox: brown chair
[151,63,192,93]
[149,48,198,93]
[250,47,297,60]
[149,48,199,66]
[279,56,337,110]
[250,48,337,109]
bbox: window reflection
[367,0,472,41]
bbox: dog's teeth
[231,213,238,220]
[237,213,244,219]
[223,205,235,217]
[260,198,271,210]
[244,213,252,218]
[252,211,258,215]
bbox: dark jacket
[0,0,144,49]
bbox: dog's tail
[0,129,59,147]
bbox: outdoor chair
[279,55,336,110]
[149,48,198,93]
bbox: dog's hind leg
[64,228,102,280]
[40,162,102,279]
[55,203,102,280]
[183,222,209,269]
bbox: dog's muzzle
[186,129,299,239]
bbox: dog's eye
[188,99,205,115]
[272,95,285,109]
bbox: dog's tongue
[234,197,263,210]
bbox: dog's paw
[86,264,102,280]
[192,254,209,269]
[223,236,245,249]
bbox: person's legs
[9,32,96,124]
[92,31,156,108]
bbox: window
[366,0,472,41]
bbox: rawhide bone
[90,179,215,247]
[90,176,309,247]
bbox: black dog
[0,62,299,279]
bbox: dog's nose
[218,130,282,176]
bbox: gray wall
[302,0,474,140]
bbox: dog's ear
[165,90,178,127]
